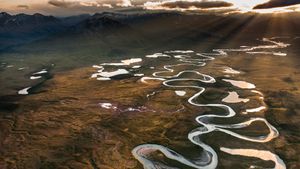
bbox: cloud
[253,0,300,9]
[17,5,30,9]
[49,0,73,8]
[117,0,132,7]
[48,0,78,8]
[102,4,113,8]
[160,0,233,9]
[48,0,132,8]
[143,0,234,11]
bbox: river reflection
[87,37,289,169]
[0,37,297,169]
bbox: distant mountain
[0,12,12,24]
[16,12,147,57]
[59,14,91,27]
[0,12,58,27]
[2,11,300,55]
[71,13,129,33]
[0,12,89,51]
[13,12,222,54]
[0,12,222,53]
[0,12,60,51]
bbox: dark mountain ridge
[0,12,89,51]
[0,12,58,27]
[1,11,300,54]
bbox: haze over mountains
[1,11,300,54]
[0,12,90,51]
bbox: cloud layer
[143,0,235,12]
[159,0,233,9]
[17,5,30,9]
[3,0,300,15]
[253,0,300,9]
[48,0,77,8]
[48,0,132,8]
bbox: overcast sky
[1,0,300,16]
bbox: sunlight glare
[225,0,270,11]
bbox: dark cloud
[17,5,29,9]
[48,0,78,8]
[161,0,233,9]
[253,0,300,9]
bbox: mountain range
[1,11,300,54]
[0,12,89,51]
